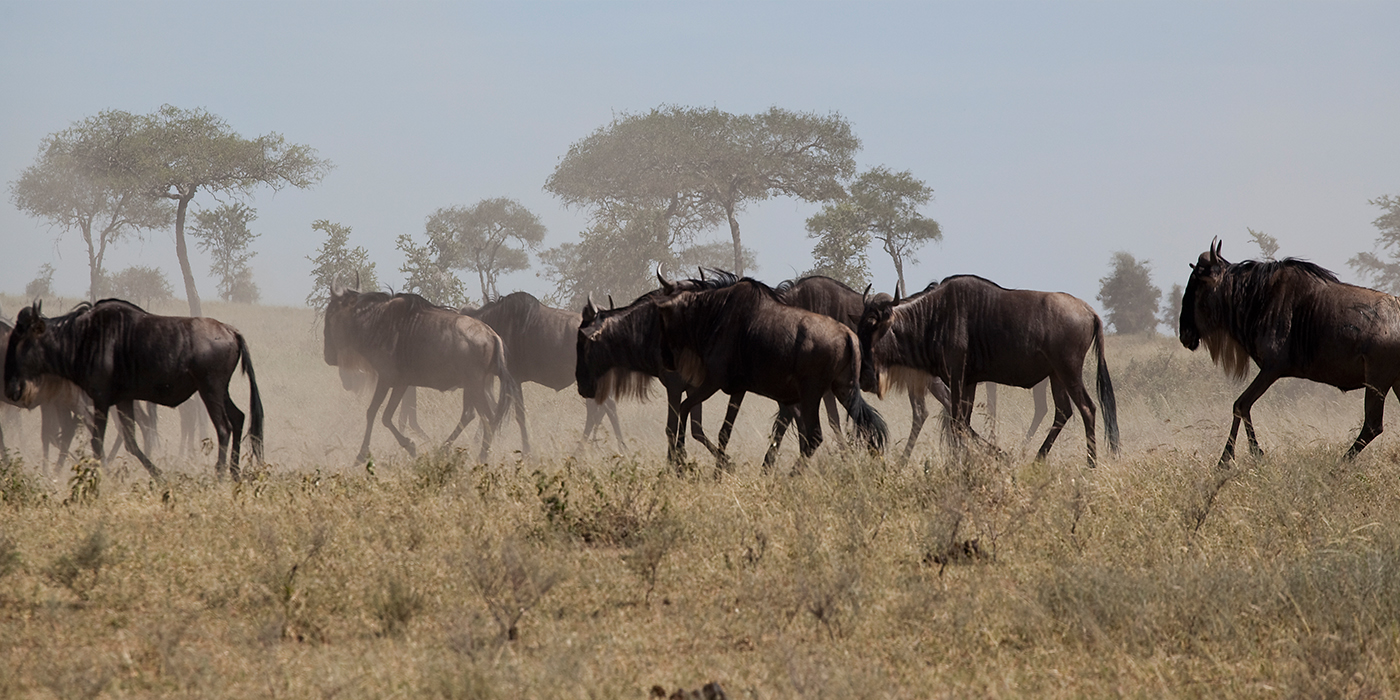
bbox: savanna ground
[2,294,1400,698]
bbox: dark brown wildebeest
[463,292,625,453]
[652,276,887,466]
[1180,240,1400,464]
[576,276,747,467]
[322,287,520,463]
[3,299,264,480]
[773,275,1049,463]
[858,275,1119,467]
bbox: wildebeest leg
[510,384,531,455]
[471,382,501,462]
[604,398,625,450]
[1067,377,1099,468]
[985,383,998,434]
[664,384,686,464]
[398,386,430,441]
[711,392,745,474]
[442,389,479,446]
[1221,371,1280,466]
[793,398,825,471]
[901,392,929,465]
[380,386,417,457]
[223,394,246,481]
[764,402,795,472]
[198,390,237,479]
[1023,379,1049,446]
[355,381,393,463]
[822,392,847,448]
[1348,382,1396,459]
[115,401,163,481]
[1035,380,1073,462]
[90,405,111,465]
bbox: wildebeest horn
[585,293,596,313]
[862,284,872,303]
[698,267,707,281]
[657,262,675,294]
[893,285,902,304]
[607,294,615,310]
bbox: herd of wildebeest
[3,239,1399,481]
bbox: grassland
[2,296,1400,698]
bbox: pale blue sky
[2,1,1397,314]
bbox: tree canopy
[428,198,546,302]
[1097,251,1161,335]
[803,201,872,289]
[805,166,940,293]
[190,202,260,304]
[545,105,859,276]
[1349,195,1400,294]
[306,220,378,310]
[9,110,173,300]
[138,105,332,316]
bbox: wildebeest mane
[1198,258,1341,379]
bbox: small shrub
[0,454,45,506]
[533,459,669,545]
[464,534,561,644]
[622,511,683,604]
[0,531,20,581]
[64,456,102,506]
[47,522,116,601]
[373,575,426,637]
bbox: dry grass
[3,298,1400,697]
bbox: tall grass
[3,298,1400,697]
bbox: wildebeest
[463,292,625,452]
[859,275,1119,467]
[652,276,887,465]
[576,276,747,467]
[322,286,520,463]
[1180,239,1400,464]
[1,312,167,471]
[773,274,1049,463]
[3,299,265,480]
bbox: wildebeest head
[576,293,657,404]
[4,302,49,407]
[856,293,897,396]
[323,283,360,367]
[1179,238,1228,352]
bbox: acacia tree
[189,202,260,303]
[545,105,859,275]
[306,220,377,310]
[108,265,174,308]
[424,198,546,302]
[804,167,940,292]
[803,200,872,289]
[9,110,173,300]
[1246,227,1279,261]
[1349,195,1400,294]
[397,228,468,308]
[135,105,332,316]
[1097,251,1161,335]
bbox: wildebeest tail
[237,333,265,463]
[1092,315,1120,455]
[842,334,887,452]
[488,335,522,433]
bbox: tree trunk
[173,192,203,317]
[727,204,743,276]
[84,223,101,302]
